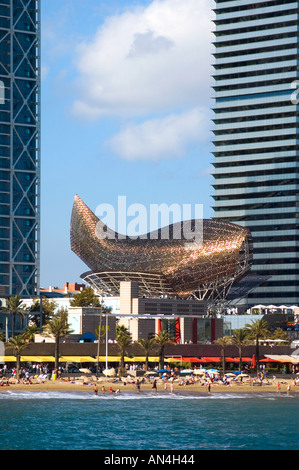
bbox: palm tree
[215,336,232,375]
[0,296,28,338]
[43,308,73,370]
[271,328,289,344]
[8,335,27,380]
[116,325,132,375]
[231,328,250,371]
[28,296,57,329]
[138,337,156,371]
[23,324,39,343]
[154,330,174,370]
[245,318,270,375]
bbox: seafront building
[212,0,299,307]
[0,0,41,296]
[1,279,298,343]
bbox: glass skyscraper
[0,1,40,296]
[212,0,299,307]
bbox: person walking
[152,379,157,394]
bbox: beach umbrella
[180,369,193,374]
[103,368,115,377]
[193,369,206,375]
[144,371,158,375]
[156,369,170,373]
[250,355,256,369]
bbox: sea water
[0,391,298,450]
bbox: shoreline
[0,377,298,396]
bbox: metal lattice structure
[70,195,253,302]
[0,1,41,296]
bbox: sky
[40,0,215,288]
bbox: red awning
[166,357,209,363]
[167,356,255,364]
[180,357,204,363]
[225,357,252,362]
[167,357,222,363]
[200,357,221,362]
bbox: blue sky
[40,0,215,288]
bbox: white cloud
[107,107,208,162]
[128,31,175,57]
[71,0,214,120]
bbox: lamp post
[105,314,108,371]
[96,302,103,376]
[40,295,43,334]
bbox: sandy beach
[0,376,298,395]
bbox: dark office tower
[212,0,299,307]
[0,1,40,296]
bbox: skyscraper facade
[212,0,299,307]
[0,1,40,296]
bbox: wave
[0,390,294,401]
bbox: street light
[105,314,108,371]
[96,302,103,376]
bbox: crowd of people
[1,360,299,395]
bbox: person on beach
[152,379,157,393]
[170,382,174,394]
[94,384,98,396]
[277,382,281,393]
[164,382,168,393]
[136,379,140,394]
[101,386,106,394]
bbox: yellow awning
[21,356,42,362]
[59,356,97,363]
[95,356,108,362]
[39,356,56,362]
[95,356,159,363]
[133,356,146,362]
[148,356,160,362]
[124,356,134,362]
[0,356,16,362]
[132,356,161,362]
[132,356,181,363]
[103,356,120,362]
[20,356,56,362]
[1,355,181,364]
